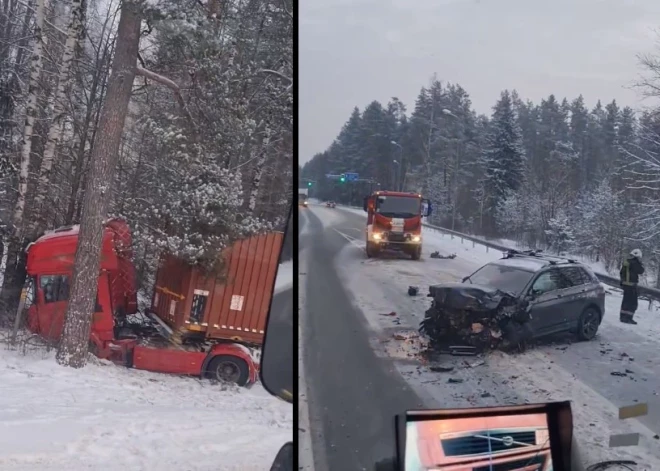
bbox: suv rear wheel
[577,307,600,341]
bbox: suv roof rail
[502,249,578,265]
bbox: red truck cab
[363,191,432,260]
[24,220,137,348]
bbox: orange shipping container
[150,232,283,346]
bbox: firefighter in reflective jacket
[619,249,644,325]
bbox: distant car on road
[460,250,605,342]
[326,201,336,208]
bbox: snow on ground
[486,349,660,467]
[330,204,660,467]
[0,347,292,471]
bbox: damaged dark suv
[420,250,606,351]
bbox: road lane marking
[298,247,320,471]
[333,228,366,251]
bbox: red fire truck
[22,219,282,386]
[363,190,432,260]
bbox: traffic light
[307,181,312,187]
[340,174,346,183]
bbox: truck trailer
[22,219,282,386]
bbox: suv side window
[560,267,588,287]
[530,270,565,295]
[580,267,597,284]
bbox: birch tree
[30,0,87,239]
[0,0,48,318]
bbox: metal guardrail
[338,203,660,303]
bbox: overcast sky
[299,0,660,164]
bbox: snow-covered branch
[135,66,199,137]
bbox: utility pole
[442,109,460,231]
[390,141,403,191]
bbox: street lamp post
[392,160,401,190]
[442,109,460,230]
[390,141,403,191]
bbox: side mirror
[261,208,293,403]
[269,442,293,470]
[422,199,433,217]
[363,196,368,212]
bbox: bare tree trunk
[56,1,141,368]
[13,0,47,230]
[422,95,436,195]
[30,0,87,238]
[247,128,272,213]
[66,0,115,224]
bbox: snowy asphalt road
[299,203,660,469]
[299,206,425,470]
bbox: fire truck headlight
[412,236,421,243]
[373,233,382,240]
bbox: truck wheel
[411,246,422,260]
[207,355,250,386]
[366,242,377,258]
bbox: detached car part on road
[420,250,606,351]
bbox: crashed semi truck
[363,190,432,260]
[22,219,282,386]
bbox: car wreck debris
[430,251,456,259]
[419,283,532,352]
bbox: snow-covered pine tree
[480,90,525,235]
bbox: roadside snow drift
[0,349,292,471]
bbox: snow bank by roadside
[0,348,292,471]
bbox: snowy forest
[0,0,293,361]
[301,54,660,285]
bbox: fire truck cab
[363,191,432,260]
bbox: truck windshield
[376,196,420,218]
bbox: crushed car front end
[419,283,532,352]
